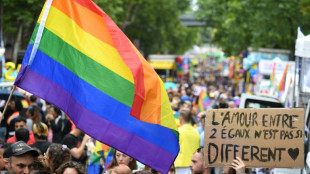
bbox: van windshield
[245,99,284,108]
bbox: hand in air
[231,157,245,174]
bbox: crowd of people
[165,77,249,174]
[0,74,248,174]
[0,94,92,174]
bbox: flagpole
[0,85,16,123]
[28,0,53,65]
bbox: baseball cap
[3,141,39,158]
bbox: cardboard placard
[204,108,304,168]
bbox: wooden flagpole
[0,85,16,123]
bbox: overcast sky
[191,0,198,11]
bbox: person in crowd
[5,98,25,139]
[7,116,36,145]
[111,164,132,174]
[31,122,51,154]
[15,127,30,143]
[29,95,46,124]
[223,157,249,174]
[31,170,51,174]
[135,170,152,174]
[56,161,85,174]
[190,147,210,174]
[43,143,71,174]
[46,106,71,143]
[228,101,236,109]
[106,150,137,173]
[168,91,174,103]
[174,108,200,174]
[0,104,13,140]
[62,127,89,165]
[196,112,206,147]
[168,165,176,174]
[29,95,38,106]
[178,101,196,126]
[32,151,47,172]
[214,93,229,109]
[3,141,39,174]
[26,106,41,131]
[182,101,192,110]
[0,142,8,173]
[150,164,175,174]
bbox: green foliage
[95,0,198,55]
[1,0,44,47]
[2,0,199,57]
[2,0,43,32]
[122,0,199,55]
[196,0,310,56]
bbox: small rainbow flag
[176,56,183,79]
[270,62,276,87]
[277,63,289,92]
[87,141,110,174]
[14,0,179,173]
[197,89,212,113]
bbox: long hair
[13,98,23,112]
[47,143,71,173]
[56,161,86,174]
[107,150,137,172]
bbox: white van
[239,93,284,109]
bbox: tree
[1,0,43,63]
[96,0,200,56]
[196,0,310,56]
[2,0,200,61]
[122,0,200,55]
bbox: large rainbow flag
[14,0,179,173]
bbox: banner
[204,108,304,168]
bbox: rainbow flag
[7,112,20,125]
[270,62,275,87]
[277,63,289,92]
[14,0,179,173]
[176,56,183,79]
[87,140,109,174]
[197,89,212,113]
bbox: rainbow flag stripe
[14,0,179,173]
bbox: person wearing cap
[31,122,51,154]
[3,141,39,174]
